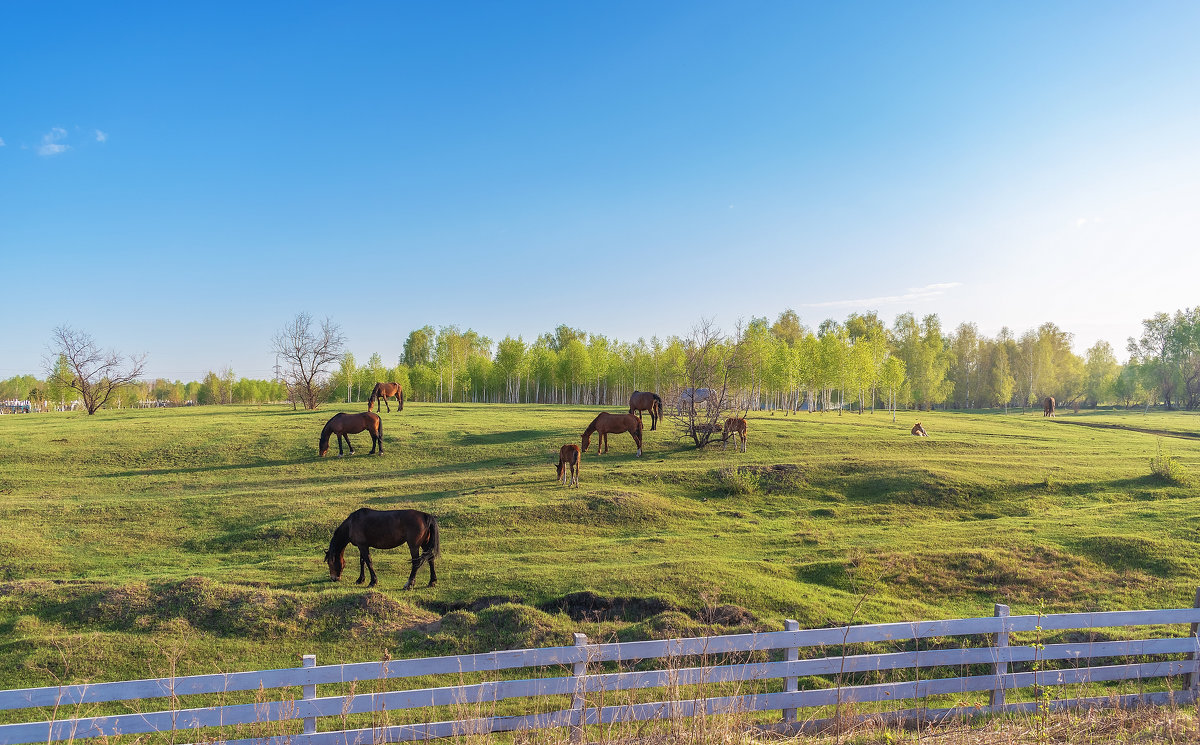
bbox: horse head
[319,437,329,457]
[581,432,591,451]
[324,548,345,580]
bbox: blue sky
[3,3,1199,379]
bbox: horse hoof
[355,579,365,585]
[427,581,437,588]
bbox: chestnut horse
[556,444,581,487]
[628,391,664,430]
[582,412,643,456]
[368,383,405,412]
[324,508,439,589]
[723,417,747,452]
[911,421,928,437]
[319,412,383,456]
[1043,397,1056,417]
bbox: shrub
[1149,441,1193,486]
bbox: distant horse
[628,391,664,430]
[1043,397,1055,418]
[679,388,712,411]
[324,508,439,589]
[319,412,383,456]
[556,444,581,487]
[723,417,747,452]
[911,422,928,437]
[583,412,643,456]
[368,383,405,412]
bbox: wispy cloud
[37,127,70,156]
[0,137,6,147]
[800,282,963,309]
[95,129,107,143]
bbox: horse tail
[652,393,663,417]
[424,514,441,559]
[399,387,404,411]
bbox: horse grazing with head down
[324,508,439,589]
[628,391,664,430]
[368,383,404,412]
[319,412,383,456]
[723,417,747,452]
[556,444,581,487]
[1043,397,1056,417]
[583,412,643,456]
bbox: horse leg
[403,545,421,591]
[346,434,355,456]
[572,462,579,487]
[426,553,437,587]
[337,434,345,457]
[356,545,367,584]
[364,547,379,587]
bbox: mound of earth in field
[0,578,438,639]
[795,545,1157,605]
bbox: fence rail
[3,600,1199,744]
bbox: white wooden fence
[3,598,1199,744]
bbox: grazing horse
[324,508,439,589]
[723,417,748,452]
[319,412,383,456]
[628,391,664,431]
[679,388,712,412]
[582,412,643,456]
[1043,397,1056,418]
[556,444,581,487]
[368,383,405,413]
[911,421,928,437]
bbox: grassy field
[1,402,1199,694]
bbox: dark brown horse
[324,508,439,589]
[368,383,405,412]
[582,412,643,456]
[723,417,747,452]
[628,391,664,430]
[1043,397,1056,417]
[319,412,383,456]
[556,444,581,487]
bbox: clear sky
[3,2,1198,380]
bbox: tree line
[14,307,1200,413]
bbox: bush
[1149,441,1193,486]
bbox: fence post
[782,619,799,724]
[301,654,317,735]
[989,604,1009,709]
[1187,588,1200,700]
[571,633,588,743]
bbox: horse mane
[326,517,351,559]
[319,417,337,452]
[584,413,604,434]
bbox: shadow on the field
[454,429,550,445]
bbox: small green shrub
[718,466,761,495]
[1150,441,1193,486]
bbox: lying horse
[319,412,383,456]
[583,412,643,456]
[723,417,747,452]
[911,421,928,437]
[628,391,664,430]
[368,383,405,412]
[324,508,439,589]
[1043,397,1055,417]
[556,444,581,487]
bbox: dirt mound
[540,591,677,621]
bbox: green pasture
[1,403,1199,692]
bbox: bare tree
[44,326,147,415]
[272,313,345,410]
[666,318,747,447]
